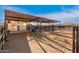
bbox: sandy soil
[1,29,73,53]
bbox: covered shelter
[5,10,60,33]
[0,10,75,53]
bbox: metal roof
[5,10,59,23]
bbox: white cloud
[1,5,79,24]
[35,6,79,24]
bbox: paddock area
[27,29,72,53]
[1,27,72,53]
[0,10,79,53]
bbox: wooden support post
[36,22,39,31]
[47,24,48,31]
[73,26,76,53]
[4,20,8,32]
[17,21,20,31]
[46,23,48,31]
[48,22,50,31]
[4,17,9,42]
[52,23,54,33]
[29,21,30,32]
[26,22,27,31]
[76,26,79,53]
[39,21,41,33]
[73,26,79,53]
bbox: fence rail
[0,27,6,50]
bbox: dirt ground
[1,29,73,53]
[28,29,72,53]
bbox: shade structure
[5,10,59,23]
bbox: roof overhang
[5,10,60,23]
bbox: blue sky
[0,5,79,24]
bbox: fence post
[76,26,79,53]
[73,26,79,53]
[73,26,76,53]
